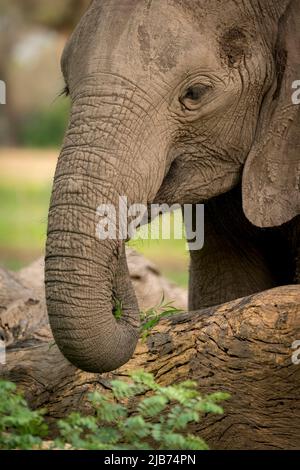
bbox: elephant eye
[179,84,210,111]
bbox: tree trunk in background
[0,253,299,450]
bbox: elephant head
[45,0,300,373]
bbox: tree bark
[0,254,299,450]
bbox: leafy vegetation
[0,372,229,450]
[20,100,70,148]
[140,298,183,341]
[0,381,48,450]
[112,297,123,320]
[112,297,182,338]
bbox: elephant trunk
[45,95,163,373]
[45,176,140,372]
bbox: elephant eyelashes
[179,84,210,111]
[61,85,70,97]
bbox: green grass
[0,181,51,268]
[140,299,183,341]
[128,214,189,286]
[164,270,188,287]
[0,177,188,286]
[129,239,188,287]
[0,183,51,247]
[1,259,25,271]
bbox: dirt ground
[0,147,58,183]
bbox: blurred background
[0,0,188,286]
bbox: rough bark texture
[0,253,300,450]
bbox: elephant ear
[242,0,300,228]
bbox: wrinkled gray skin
[45,0,300,373]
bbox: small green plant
[0,381,48,450]
[0,373,229,450]
[56,371,229,450]
[112,297,123,321]
[140,297,182,341]
[112,295,182,338]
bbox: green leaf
[0,349,229,450]
[122,416,150,439]
[113,298,123,320]
[138,395,168,418]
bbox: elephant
[45,0,300,373]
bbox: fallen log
[0,254,300,450]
